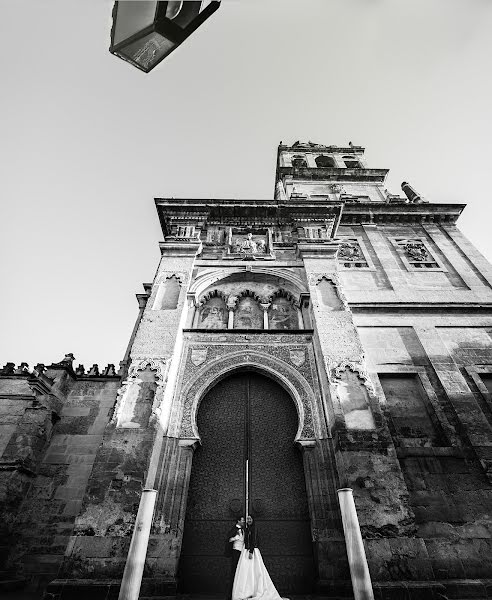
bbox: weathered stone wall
[0,365,120,590]
[357,321,492,586]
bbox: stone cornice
[155,197,344,236]
[278,166,389,183]
[156,198,465,234]
[278,143,365,154]
[341,201,465,225]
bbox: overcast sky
[1,0,492,370]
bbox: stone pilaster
[300,243,417,560]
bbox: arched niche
[233,294,263,329]
[153,275,181,310]
[268,291,301,330]
[197,291,228,329]
[315,155,336,168]
[316,276,344,311]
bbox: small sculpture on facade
[56,353,75,367]
[242,233,258,254]
[338,242,362,261]
[403,241,429,262]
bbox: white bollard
[337,488,374,600]
[118,488,158,600]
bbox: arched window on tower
[291,155,308,168]
[315,155,336,168]
[343,156,362,168]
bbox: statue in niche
[200,297,228,329]
[234,297,263,329]
[269,297,298,330]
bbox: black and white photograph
[1,2,492,599]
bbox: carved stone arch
[269,288,300,308]
[177,350,318,441]
[331,360,374,393]
[237,288,262,303]
[128,358,167,384]
[111,358,168,426]
[156,272,187,286]
[152,272,187,310]
[308,272,349,311]
[197,288,228,307]
[189,267,308,302]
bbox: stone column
[118,489,158,600]
[260,302,270,329]
[337,488,374,600]
[227,295,238,329]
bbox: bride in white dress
[232,516,286,600]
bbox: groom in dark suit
[225,516,245,600]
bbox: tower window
[315,155,336,168]
[343,156,361,168]
[292,155,307,168]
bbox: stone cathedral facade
[1,141,492,599]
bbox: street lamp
[110,1,221,73]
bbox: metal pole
[337,488,374,600]
[245,458,249,518]
[118,489,158,600]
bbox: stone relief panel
[173,334,320,440]
[199,296,228,329]
[233,296,263,329]
[225,228,274,260]
[269,297,299,330]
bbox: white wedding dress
[232,548,285,600]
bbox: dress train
[232,548,286,600]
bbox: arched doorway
[178,370,315,594]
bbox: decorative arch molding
[307,272,349,311]
[268,288,300,308]
[197,288,228,306]
[330,360,375,394]
[156,271,188,286]
[237,288,263,303]
[189,267,308,301]
[111,358,169,426]
[177,350,317,441]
